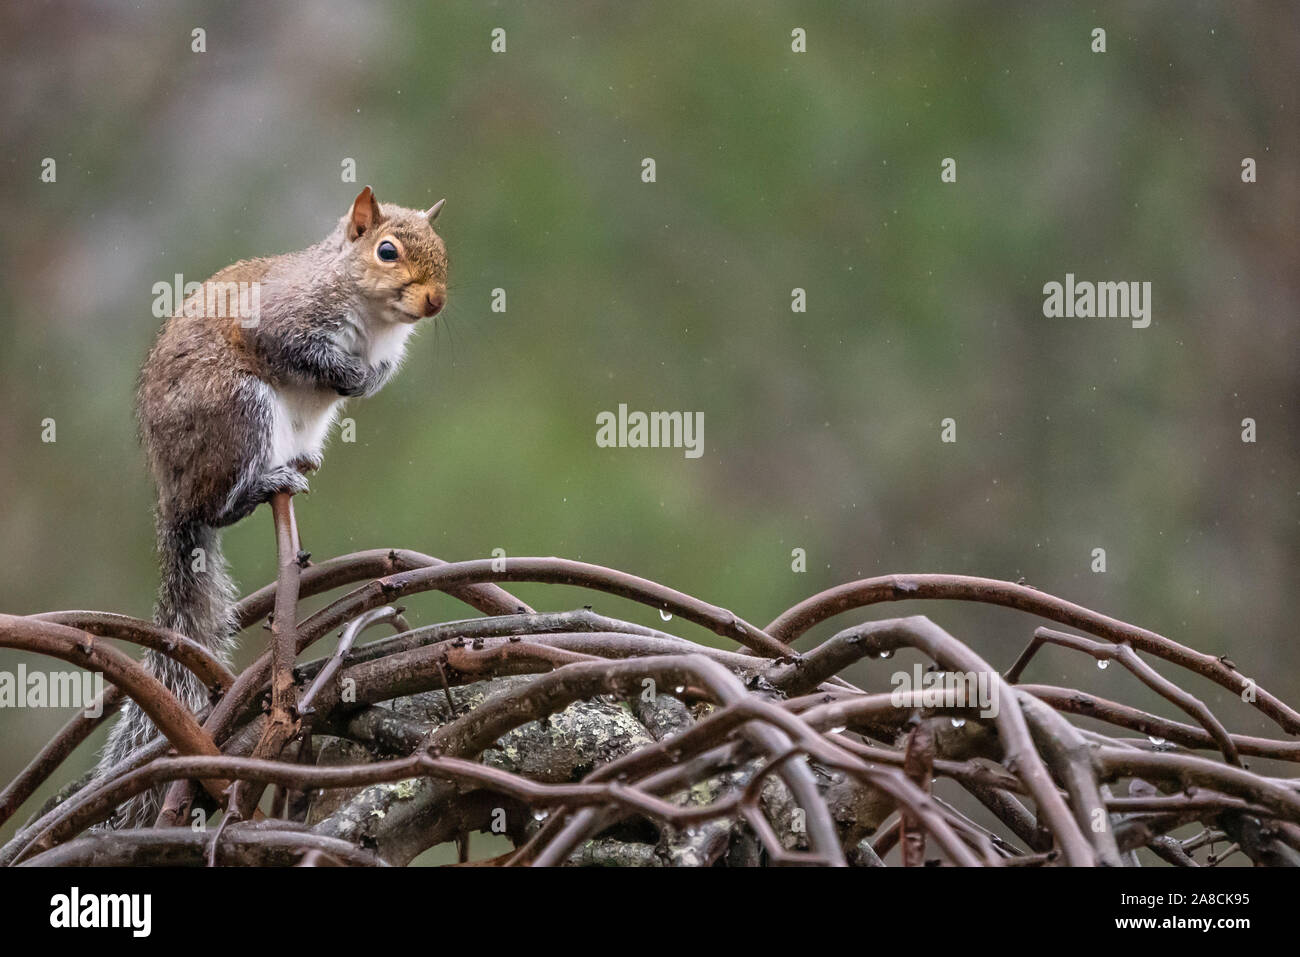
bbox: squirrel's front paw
[289,452,323,475]
[334,361,389,398]
[260,465,310,498]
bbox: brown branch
[368,558,792,657]
[1015,691,1123,866]
[900,721,934,866]
[1095,747,1300,822]
[28,610,235,694]
[1016,684,1300,761]
[520,685,985,867]
[235,492,303,818]
[162,556,800,828]
[17,746,830,860]
[299,605,405,715]
[0,735,173,867]
[764,574,1300,734]
[0,615,226,792]
[18,827,389,867]
[422,653,846,866]
[10,542,1300,869]
[0,686,123,829]
[779,615,1097,864]
[234,548,533,629]
[1011,627,1241,766]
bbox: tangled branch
[3,500,1297,867]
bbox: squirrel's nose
[422,291,445,318]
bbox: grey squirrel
[96,187,448,827]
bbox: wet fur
[96,196,446,827]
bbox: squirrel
[95,187,448,828]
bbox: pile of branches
[2,496,1298,867]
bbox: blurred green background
[1,1,1296,842]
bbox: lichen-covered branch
[3,549,1297,868]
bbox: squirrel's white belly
[266,382,342,467]
[336,310,417,369]
[365,319,416,367]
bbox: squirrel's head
[341,186,448,323]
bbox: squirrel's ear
[425,198,445,224]
[347,186,383,241]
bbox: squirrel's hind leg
[219,464,309,527]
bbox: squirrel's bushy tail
[96,517,237,828]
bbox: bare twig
[6,546,1297,870]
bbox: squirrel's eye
[376,241,399,262]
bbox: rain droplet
[1148,736,1166,746]
[533,810,547,821]
[659,609,673,621]
[878,649,893,659]
[829,726,847,734]
[1097,659,1109,670]
[951,718,966,728]
[674,685,685,694]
